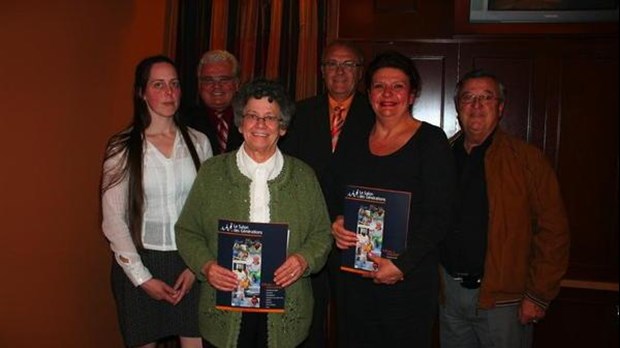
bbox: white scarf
[236,145,284,223]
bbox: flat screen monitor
[469,0,619,23]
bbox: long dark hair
[101,55,200,248]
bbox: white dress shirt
[102,128,212,286]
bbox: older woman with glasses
[175,79,333,348]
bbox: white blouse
[236,145,284,223]
[101,128,212,286]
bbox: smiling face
[368,67,415,121]
[456,77,505,149]
[322,44,363,101]
[142,62,181,119]
[198,60,239,112]
[239,97,287,162]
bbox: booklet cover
[341,185,411,275]
[216,219,289,313]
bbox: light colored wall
[0,1,169,346]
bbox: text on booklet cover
[341,185,411,275]
[216,219,289,313]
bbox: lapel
[317,94,331,141]
[311,94,332,155]
[335,93,374,153]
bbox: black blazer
[280,92,375,210]
[181,105,244,155]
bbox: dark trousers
[299,247,344,348]
[299,265,330,347]
[203,313,268,348]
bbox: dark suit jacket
[181,105,244,155]
[279,92,374,348]
[280,92,375,215]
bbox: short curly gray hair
[232,79,294,129]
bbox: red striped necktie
[216,112,228,153]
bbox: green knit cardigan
[175,151,333,348]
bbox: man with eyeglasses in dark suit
[183,49,243,155]
[280,40,375,348]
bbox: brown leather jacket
[467,128,570,309]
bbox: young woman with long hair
[101,55,212,348]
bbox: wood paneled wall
[335,0,619,284]
[332,0,619,345]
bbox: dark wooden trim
[561,279,619,292]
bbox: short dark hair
[232,78,295,129]
[365,50,421,97]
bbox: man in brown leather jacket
[440,69,570,348]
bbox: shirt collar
[236,145,283,181]
[206,106,234,125]
[328,94,354,113]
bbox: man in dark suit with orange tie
[281,40,375,348]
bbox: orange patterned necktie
[331,105,345,152]
[216,112,228,153]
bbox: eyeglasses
[322,60,362,72]
[458,93,501,105]
[199,76,235,87]
[243,113,281,126]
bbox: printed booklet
[216,219,289,313]
[341,185,411,275]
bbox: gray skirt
[111,249,201,346]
